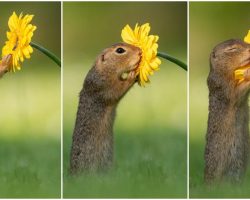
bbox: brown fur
[205,39,250,183]
[70,43,141,174]
[0,55,11,78]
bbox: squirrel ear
[210,51,217,67]
[96,53,106,67]
[100,53,107,64]
[101,54,105,62]
[212,52,216,59]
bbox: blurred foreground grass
[64,128,186,198]
[0,136,60,198]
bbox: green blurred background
[190,2,250,198]
[0,2,61,198]
[63,2,187,198]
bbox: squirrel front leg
[235,71,250,101]
[0,55,11,78]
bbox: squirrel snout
[138,49,142,57]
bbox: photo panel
[63,1,187,198]
[189,2,250,198]
[0,1,61,198]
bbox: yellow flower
[234,30,250,83]
[234,66,250,84]
[121,23,161,86]
[2,12,37,72]
[244,30,250,44]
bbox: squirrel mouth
[120,57,141,81]
[234,58,250,84]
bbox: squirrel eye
[116,47,126,54]
[226,46,238,52]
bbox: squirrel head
[208,39,250,102]
[84,43,142,105]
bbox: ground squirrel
[205,39,250,183]
[70,43,141,174]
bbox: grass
[0,136,61,198]
[63,127,187,198]
[189,138,250,198]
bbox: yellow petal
[244,30,250,44]
[234,65,250,84]
[121,25,136,44]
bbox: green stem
[157,52,187,71]
[30,42,61,67]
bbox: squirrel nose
[138,49,142,57]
